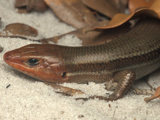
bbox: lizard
[3,18,160,101]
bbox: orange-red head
[4,44,68,83]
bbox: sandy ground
[0,1,160,120]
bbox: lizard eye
[27,58,39,66]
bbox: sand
[0,1,160,120]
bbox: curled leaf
[15,0,48,13]
[144,86,160,103]
[150,0,160,15]
[44,0,98,28]
[90,0,160,30]
[107,9,159,28]
[129,0,155,13]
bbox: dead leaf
[44,0,98,28]
[129,0,155,13]
[93,7,160,30]
[144,86,160,103]
[40,4,160,46]
[43,0,160,30]
[107,8,159,28]
[13,0,160,47]
[41,20,130,46]
[150,0,160,16]
[88,0,160,30]
[15,0,27,8]
[4,23,38,37]
[0,23,38,38]
[15,0,48,13]
[82,0,120,18]
[82,0,128,18]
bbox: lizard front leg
[44,83,84,96]
[76,70,136,101]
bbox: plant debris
[144,86,160,103]
[41,20,130,46]
[0,23,38,38]
[44,0,98,28]
[39,0,160,46]
[6,84,11,89]
[15,0,48,13]
[129,0,155,13]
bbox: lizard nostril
[3,52,11,63]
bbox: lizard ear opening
[27,58,39,67]
[61,72,67,78]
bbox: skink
[3,18,160,100]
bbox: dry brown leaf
[150,0,160,15]
[0,23,38,38]
[144,86,160,103]
[82,0,120,18]
[15,0,48,13]
[41,20,130,46]
[89,0,160,30]
[41,0,160,46]
[15,0,27,8]
[107,9,159,28]
[44,0,98,28]
[82,0,128,18]
[129,0,155,13]
[4,23,38,37]
[93,2,160,30]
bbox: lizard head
[3,44,68,83]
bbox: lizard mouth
[4,51,22,67]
